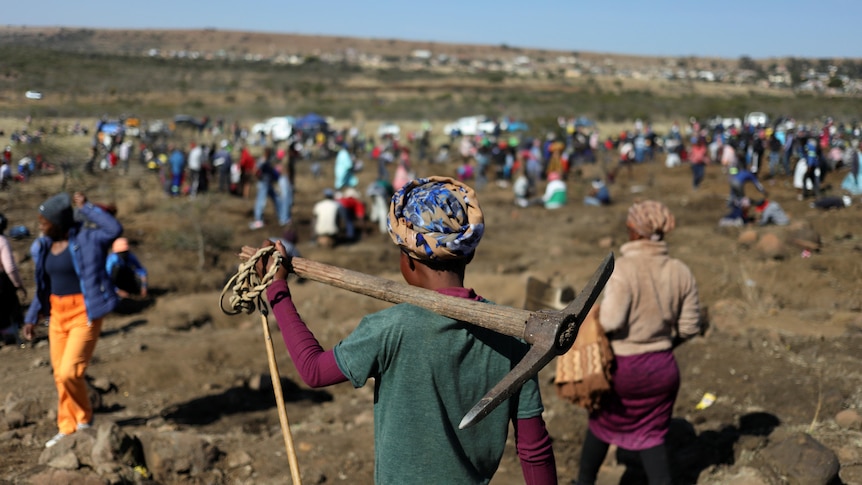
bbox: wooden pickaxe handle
[290,257,534,341]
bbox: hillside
[1,26,861,130]
[0,26,741,67]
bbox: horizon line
[3,24,859,62]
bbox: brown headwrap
[626,200,676,241]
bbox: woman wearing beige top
[576,200,701,485]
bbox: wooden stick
[260,313,302,485]
[290,257,532,340]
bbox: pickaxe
[282,251,614,429]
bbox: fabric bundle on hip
[554,304,614,411]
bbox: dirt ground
[1,144,861,485]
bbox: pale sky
[4,0,860,59]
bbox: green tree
[827,77,844,89]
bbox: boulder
[91,422,144,469]
[226,450,253,469]
[26,468,109,485]
[39,429,96,468]
[703,466,770,485]
[835,409,862,430]
[136,430,220,481]
[706,299,749,335]
[755,233,786,259]
[737,229,759,247]
[759,432,840,485]
[1,410,25,431]
[48,451,80,470]
[4,394,43,425]
[787,226,821,251]
[89,377,115,393]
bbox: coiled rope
[218,245,302,484]
[220,246,285,316]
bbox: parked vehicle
[444,115,529,136]
[173,114,208,131]
[444,115,493,137]
[499,117,529,132]
[376,122,401,138]
[251,116,295,142]
[745,112,770,128]
[707,116,742,131]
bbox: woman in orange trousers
[23,191,122,448]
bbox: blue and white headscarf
[387,176,484,261]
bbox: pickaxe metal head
[459,252,614,428]
[255,250,614,429]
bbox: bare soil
[1,146,862,484]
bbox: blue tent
[574,116,595,128]
[295,113,327,131]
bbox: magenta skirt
[588,349,680,451]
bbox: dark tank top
[45,246,81,296]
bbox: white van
[745,112,769,128]
[251,116,294,142]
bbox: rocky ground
[1,147,861,485]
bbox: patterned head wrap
[626,200,675,241]
[388,176,484,261]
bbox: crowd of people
[4,111,859,252]
[442,114,860,228]
[2,109,861,483]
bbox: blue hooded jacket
[25,203,123,324]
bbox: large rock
[705,299,749,335]
[738,229,759,247]
[755,233,786,259]
[38,422,144,478]
[26,468,109,485]
[835,409,862,430]
[1,410,26,430]
[47,451,80,470]
[4,393,42,424]
[758,432,840,485]
[226,450,253,469]
[39,429,96,468]
[136,430,220,481]
[702,466,770,485]
[786,225,821,251]
[91,422,144,469]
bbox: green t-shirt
[333,303,544,485]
